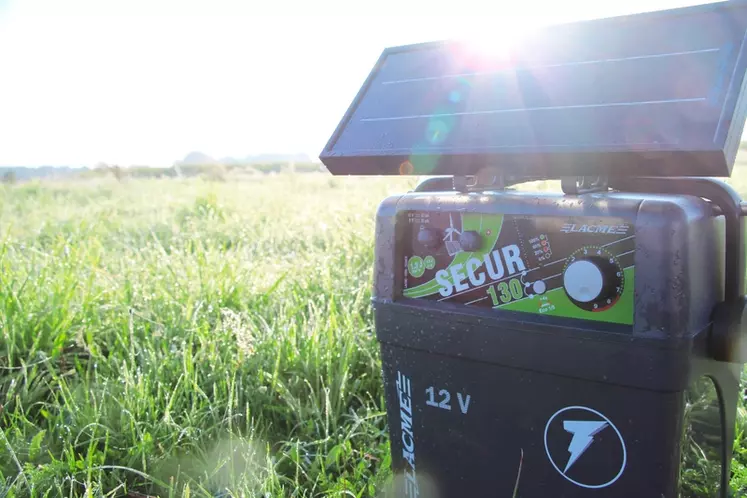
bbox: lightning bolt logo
[544,406,627,489]
[562,420,609,472]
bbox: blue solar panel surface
[321,1,747,177]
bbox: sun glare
[458,21,541,62]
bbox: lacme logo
[396,371,419,497]
[560,223,629,235]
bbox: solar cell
[320,1,747,177]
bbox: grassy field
[3,170,747,497]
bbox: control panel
[401,212,635,325]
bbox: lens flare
[399,161,414,175]
[426,119,450,145]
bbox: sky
[0,0,718,167]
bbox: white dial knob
[563,260,604,303]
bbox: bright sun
[458,21,543,62]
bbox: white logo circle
[543,405,627,489]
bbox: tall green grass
[2,171,747,497]
[0,174,413,497]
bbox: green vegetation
[0,174,413,497]
[80,162,324,182]
[2,168,747,497]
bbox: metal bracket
[412,176,454,192]
[419,168,548,193]
[561,176,609,195]
[415,173,509,193]
[453,176,478,192]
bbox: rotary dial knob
[417,227,442,249]
[459,230,483,252]
[562,246,624,312]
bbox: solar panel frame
[320,0,747,178]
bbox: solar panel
[320,1,747,178]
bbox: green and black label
[402,212,635,325]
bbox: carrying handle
[610,177,744,301]
[609,177,746,362]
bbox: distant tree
[110,165,124,181]
[2,171,16,185]
[205,164,227,182]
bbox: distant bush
[127,166,176,179]
[203,164,228,182]
[294,162,326,173]
[251,162,284,174]
[2,171,17,185]
[70,161,325,181]
[249,162,323,174]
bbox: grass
[2,168,747,497]
[0,174,414,497]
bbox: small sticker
[424,256,436,270]
[544,406,627,489]
[408,256,426,278]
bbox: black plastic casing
[373,189,742,497]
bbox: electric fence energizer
[320,2,747,497]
